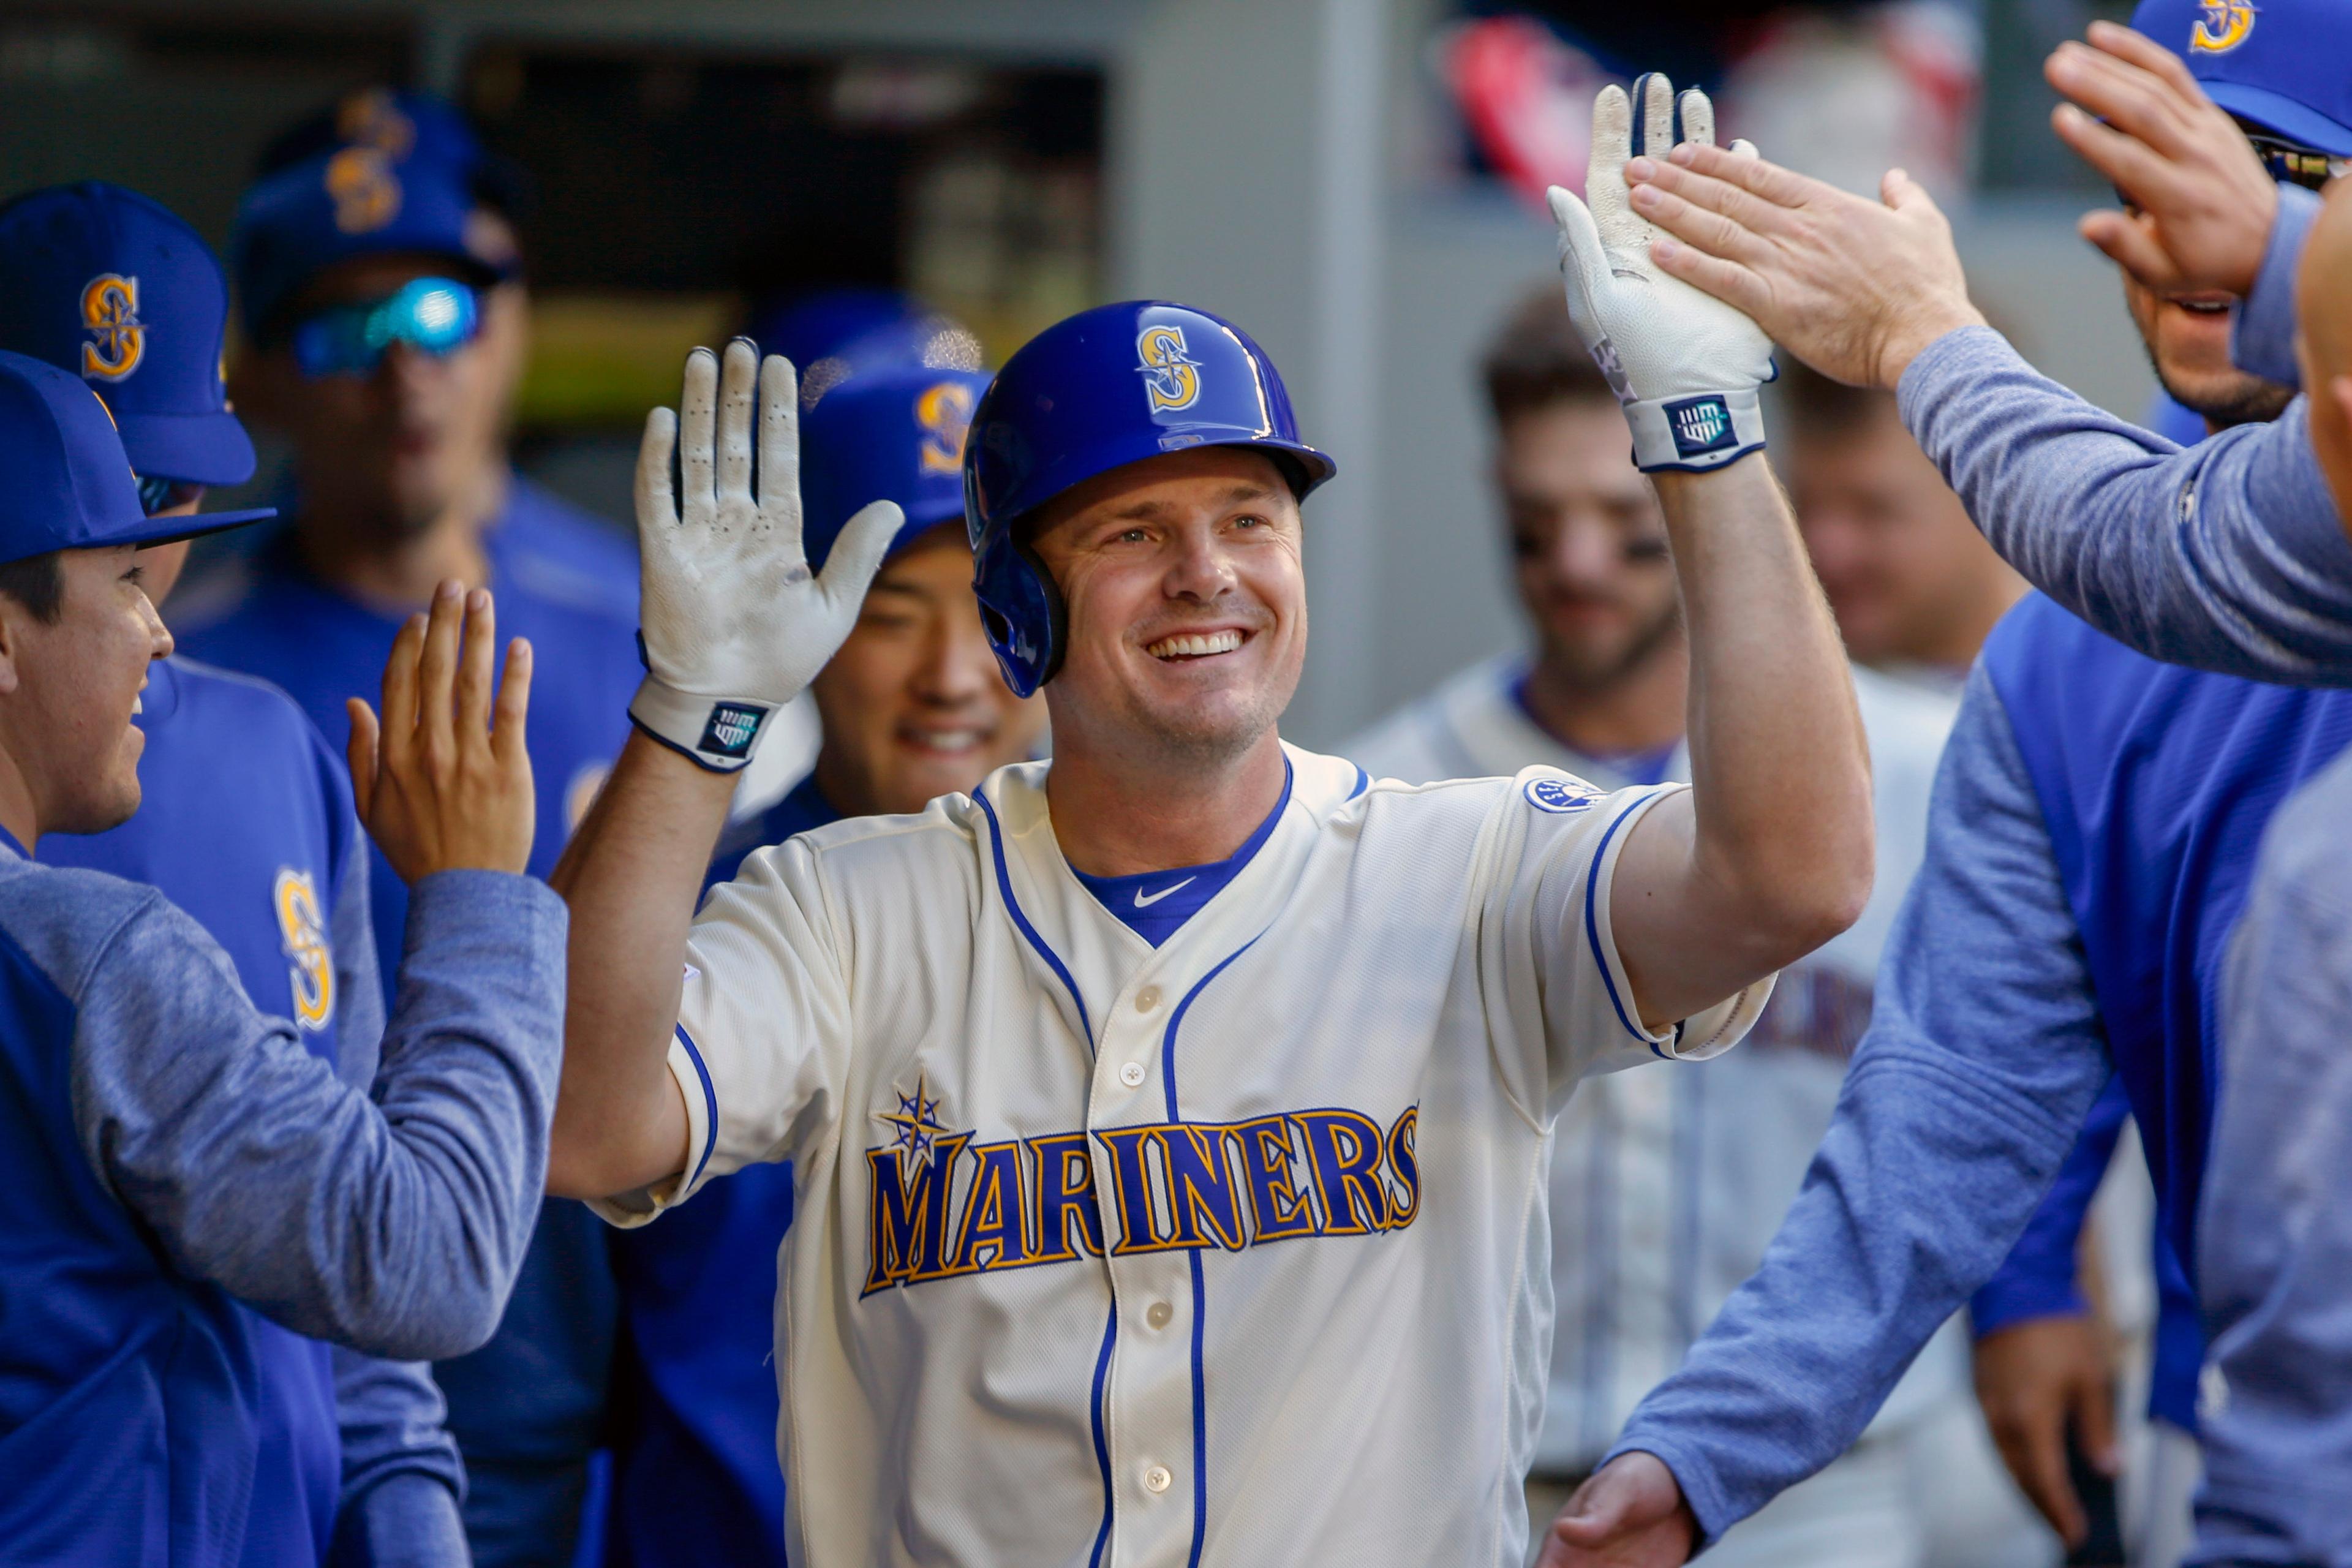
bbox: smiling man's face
[2117,195,2294,429]
[1025,446,1306,767]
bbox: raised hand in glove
[628,338,904,772]
[1548,74,1774,473]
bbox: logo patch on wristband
[699,701,769,760]
[1665,394,1736,459]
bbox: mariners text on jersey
[594,746,1770,1568]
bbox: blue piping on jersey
[974,788,1096,1050]
[1583,793,1661,1053]
[675,1022,720,1187]
[1087,1312,1118,1568]
[974,785,1118,1560]
[1162,936,1262,1567]
[1348,764,1368,801]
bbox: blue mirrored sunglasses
[289,277,482,378]
[2244,131,2348,193]
[135,473,202,516]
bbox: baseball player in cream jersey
[551,79,1872,1566]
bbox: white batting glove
[628,339,902,772]
[1548,74,1774,473]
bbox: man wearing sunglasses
[0,178,478,1566]
[1537,4,2352,1564]
[171,94,643,1568]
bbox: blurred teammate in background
[0,179,472,1566]
[0,348,560,1567]
[604,363,1042,1567]
[1545,7,2352,1564]
[1349,284,2047,1568]
[1774,361,2023,693]
[172,91,640,1568]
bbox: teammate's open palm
[1535,1452,1696,1568]
[628,339,904,772]
[347,579,536,881]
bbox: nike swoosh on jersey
[1133,876,1196,908]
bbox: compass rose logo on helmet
[962,301,1336,697]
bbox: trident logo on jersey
[80,274,143,382]
[862,1079,1422,1295]
[2191,1,2256,52]
[273,868,335,1033]
[1137,324,1203,415]
[916,379,976,476]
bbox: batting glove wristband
[630,339,902,773]
[1549,74,1775,474]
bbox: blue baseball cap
[0,183,266,491]
[744,288,983,403]
[2130,0,2352,155]
[232,141,519,344]
[801,366,992,571]
[0,350,267,565]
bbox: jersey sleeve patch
[1524,773,1604,815]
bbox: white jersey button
[1135,986,1162,1012]
[1144,1464,1173,1494]
[1118,1061,1147,1087]
[1146,1300,1174,1330]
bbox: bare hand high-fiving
[2046,20,2279,301]
[347,580,536,881]
[627,338,903,773]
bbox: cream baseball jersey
[596,744,1769,1566]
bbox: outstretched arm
[81,584,563,1362]
[1543,73,1871,1030]
[547,341,899,1201]
[1542,669,2112,1565]
[1608,24,2352,685]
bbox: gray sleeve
[72,869,565,1361]
[2196,753,2352,1562]
[1602,668,2112,1540]
[331,821,385,1087]
[2231,184,2322,390]
[326,1348,469,1568]
[1898,325,2352,685]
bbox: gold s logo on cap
[325,146,402,235]
[916,380,976,475]
[80,274,143,381]
[1137,324,1202,415]
[2190,1,2256,53]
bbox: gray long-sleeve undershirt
[1898,186,2350,687]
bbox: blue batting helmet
[962,300,1335,696]
[800,365,990,571]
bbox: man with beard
[1351,285,2041,1567]
[173,94,639,1566]
[1539,7,2352,1564]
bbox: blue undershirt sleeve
[1970,1074,2130,1335]
[2196,752,2352,1562]
[72,870,566,1361]
[327,1348,470,1568]
[2230,184,2320,391]
[1898,325,2352,686]
[1600,668,2113,1542]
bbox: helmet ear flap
[971,519,1067,698]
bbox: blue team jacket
[603,775,839,1568]
[174,477,639,1566]
[1980,595,2352,1282]
[37,658,366,1562]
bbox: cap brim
[113,408,258,489]
[115,505,277,551]
[2206,81,2352,157]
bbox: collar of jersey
[1458,653,1689,790]
[974,741,1369,1004]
